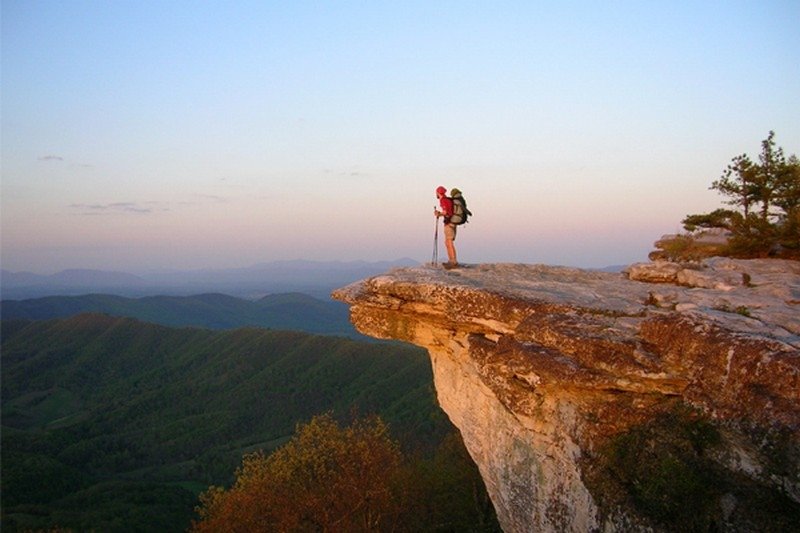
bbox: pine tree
[684,131,800,258]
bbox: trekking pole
[432,209,439,266]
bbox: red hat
[436,186,447,195]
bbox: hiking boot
[443,262,459,270]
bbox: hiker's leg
[444,225,457,264]
[445,238,456,264]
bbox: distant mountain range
[0,259,419,299]
[1,292,360,338]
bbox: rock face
[333,259,800,532]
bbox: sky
[2,1,799,274]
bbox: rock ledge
[333,259,799,532]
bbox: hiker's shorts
[445,224,457,241]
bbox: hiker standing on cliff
[435,186,458,269]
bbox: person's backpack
[449,188,472,225]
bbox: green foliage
[1,315,496,532]
[585,404,800,531]
[681,208,738,232]
[684,131,800,259]
[724,212,780,258]
[587,406,721,530]
[774,154,800,213]
[3,480,198,532]
[397,432,502,532]
[610,411,719,530]
[0,451,90,506]
[712,153,759,217]
[653,234,727,262]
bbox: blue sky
[2,1,799,273]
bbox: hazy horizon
[3,2,799,274]
[2,256,635,278]
[2,254,638,277]
[2,257,421,277]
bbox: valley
[1,313,497,531]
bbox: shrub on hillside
[192,414,402,532]
[191,414,501,532]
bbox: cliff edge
[333,258,799,532]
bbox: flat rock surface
[336,259,800,347]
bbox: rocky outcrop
[333,259,800,532]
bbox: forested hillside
[1,315,495,531]
[1,292,358,337]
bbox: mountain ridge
[1,259,419,299]
[1,292,359,337]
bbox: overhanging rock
[334,260,800,532]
